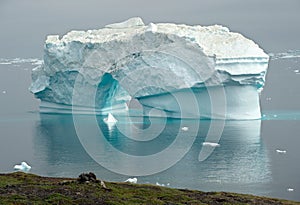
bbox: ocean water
[0,55,300,202]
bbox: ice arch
[30,17,269,119]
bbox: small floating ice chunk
[273,114,277,118]
[103,113,118,124]
[276,149,287,154]
[124,177,137,183]
[203,142,220,147]
[287,188,294,192]
[156,182,165,187]
[2,90,6,94]
[13,162,31,172]
[181,126,189,131]
[294,69,299,73]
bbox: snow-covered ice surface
[29,17,270,119]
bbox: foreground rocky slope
[0,172,298,205]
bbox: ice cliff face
[30,17,269,119]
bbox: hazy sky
[0,0,299,58]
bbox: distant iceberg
[0,58,42,66]
[269,49,300,60]
[29,17,269,119]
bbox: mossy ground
[0,172,299,205]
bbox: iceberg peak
[105,17,145,28]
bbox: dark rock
[88,172,97,182]
[77,172,97,183]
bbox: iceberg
[13,161,31,172]
[124,177,138,184]
[30,17,269,119]
[202,142,220,147]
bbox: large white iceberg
[30,17,269,119]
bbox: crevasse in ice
[29,17,269,119]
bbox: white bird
[276,149,287,154]
[14,162,31,172]
[124,177,137,184]
[103,113,118,124]
[181,126,189,131]
[287,188,294,192]
[202,142,220,147]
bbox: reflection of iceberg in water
[33,114,92,176]
[153,119,272,195]
[33,114,271,195]
[200,120,271,184]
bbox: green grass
[0,172,299,205]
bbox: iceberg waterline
[25,17,275,119]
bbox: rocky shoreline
[0,172,299,205]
